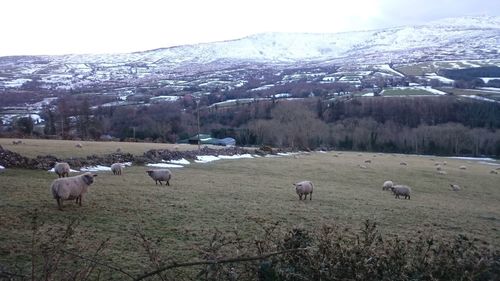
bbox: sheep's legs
[304,194,308,200]
[298,194,303,200]
[310,193,312,200]
[166,181,170,186]
[57,198,63,211]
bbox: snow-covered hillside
[0,15,499,92]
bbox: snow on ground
[449,62,462,69]
[479,161,500,166]
[425,73,454,84]
[146,163,184,168]
[480,77,500,83]
[461,61,481,68]
[362,93,374,97]
[421,87,448,95]
[150,96,181,102]
[447,156,498,161]
[376,64,405,77]
[48,168,79,173]
[476,87,500,92]
[0,165,5,170]
[460,95,499,103]
[169,158,190,165]
[80,165,111,172]
[219,154,253,159]
[194,155,220,163]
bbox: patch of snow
[195,155,220,163]
[460,95,499,103]
[461,61,481,68]
[376,64,405,77]
[169,158,190,165]
[425,73,454,84]
[48,168,79,173]
[421,87,448,95]
[80,165,111,172]
[362,93,374,97]
[146,163,184,168]
[0,165,5,170]
[218,154,253,159]
[480,77,500,83]
[447,156,498,161]
[150,96,181,102]
[479,161,500,166]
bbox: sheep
[12,140,22,145]
[459,165,467,170]
[364,159,372,163]
[382,180,394,191]
[358,164,368,169]
[75,143,83,148]
[490,170,498,174]
[116,147,122,153]
[50,172,97,210]
[436,165,442,171]
[390,185,411,200]
[54,162,71,178]
[146,169,172,185]
[450,184,461,191]
[400,162,407,166]
[293,181,314,200]
[437,170,447,175]
[111,163,123,175]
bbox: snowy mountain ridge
[0,15,499,92]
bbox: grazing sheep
[436,165,442,171]
[111,163,123,175]
[146,169,172,185]
[382,180,394,191]
[51,172,97,210]
[390,185,411,200]
[364,159,372,163]
[400,162,407,166]
[490,170,498,174]
[358,164,368,169]
[54,162,71,178]
[437,170,447,175]
[443,161,447,166]
[293,181,314,200]
[116,147,122,153]
[450,184,461,191]
[75,143,83,148]
[459,165,467,170]
[12,140,22,145]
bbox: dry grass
[0,140,499,276]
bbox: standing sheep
[450,184,461,191]
[76,143,83,148]
[293,181,314,200]
[382,180,394,191]
[111,163,123,175]
[50,172,97,210]
[146,169,172,185]
[390,185,411,200]
[54,162,71,178]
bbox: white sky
[0,0,498,56]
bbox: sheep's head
[82,173,97,185]
[146,170,154,176]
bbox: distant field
[0,138,209,158]
[436,87,500,101]
[1,140,499,276]
[381,88,436,96]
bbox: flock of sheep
[48,152,498,210]
[50,162,171,210]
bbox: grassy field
[1,140,500,277]
[436,87,500,101]
[381,88,436,96]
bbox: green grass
[382,88,436,96]
[1,140,499,276]
[436,87,500,101]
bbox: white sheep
[437,170,447,175]
[146,169,172,185]
[364,159,372,163]
[54,162,71,178]
[111,163,123,175]
[293,181,314,200]
[75,143,83,148]
[459,165,467,170]
[450,184,461,191]
[50,172,97,210]
[400,162,407,166]
[382,180,394,191]
[490,170,498,174]
[358,164,367,169]
[436,165,443,171]
[390,185,411,200]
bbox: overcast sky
[1,0,498,56]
